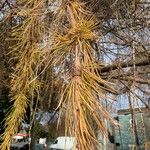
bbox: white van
[49,137,78,150]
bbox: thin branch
[0,1,7,11]
[100,58,150,73]
[119,80,150,110]
[0,0,12,11]
[111,77,150,85]
[5,0,13,9]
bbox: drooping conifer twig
[47,1,118,149]
[0,1,47,149]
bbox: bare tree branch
[100,58,150,73]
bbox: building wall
[115,111,150,150]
